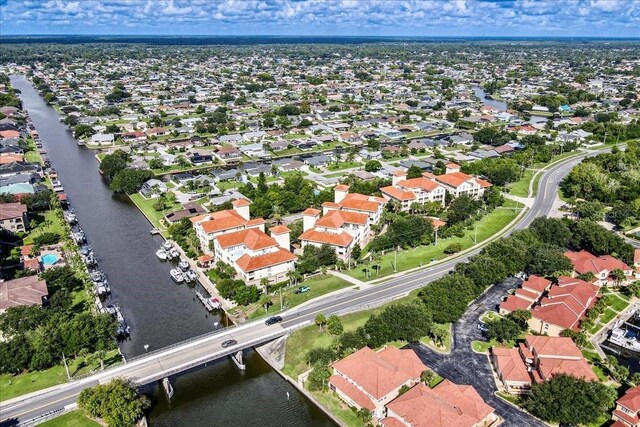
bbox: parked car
[477,323,488,332]
[294,286,310,294]
[265,316,283,326]
[221,339,237,348]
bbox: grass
[327,161,362,171]
[508,169,535,197]
[420,323,451,353]
[0,350,121,402]
[603,293,631,312]
[283,292,418,379]
[38,411,100,427]
[235,275,353,320]
[23,210,66,244]
[309,389,363,427]
[129,192,181,231]
[346,200,523,282]
[497,391,520,405]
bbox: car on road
[477,322,488,333]
[294,286,310,294]
[221,339,237,348]
[265,316,283,325]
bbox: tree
[307,364,331,391]
[315,314,327,332]
[109,169,154,194]
[521,375,616,426]
[99,150,130,179]
[610,269,627,287]
[356,408,372,423]
[78,379,150,427]
[73,124,95,139]
[406,165,423,179]
[446,109,460,122]
[420,369,436,386]
[259,295,271,313]
[485,317,522,343]
[364,160,382,172]
[525,244,573,276]
[327,315,343,335]
[445,195,482,225]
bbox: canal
[472,85,507,111]
[11,75,335,427]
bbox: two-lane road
[0,148,609,426]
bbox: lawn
[420,323,451,353]
[23,210,66,245]
[283,292,417,379]
[346,201,522,282]
[129,193,181,231]
[0,350,121,402]
[603,293,631,312]
[234,275,353,320]
[327,161,362,171]
[310,389,363,427]
[496,391,519,405]
[508,169,535,197]
[39,411,100,427]
[271,147,302,156]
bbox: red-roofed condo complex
[613,385,640,426]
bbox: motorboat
[609,327,640,353]
[195,291,214,311]
[178,260,190,271]
[162,241,173,251]
[51,180,64,192]
[170,268,185,283]
[72,230,86,244]
[185,270,198,282]
[79,245,92,256]
[210,298,222,310]
[90,270,107,283]
[168,248,180,259]
[64,211,77,224]
[156,249,168,261]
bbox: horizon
[1,0,639,38]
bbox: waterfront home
[0,201,28,233]
[380,171,446,211]
[299,207,369,261]
[0,161,41,178]
[382,381,497,427]
[90,133,115,146]
[612,385,640,427]
[122,131,147,143]
[164,202,207,225]
[192,200,296,285]
[328,346,427,419]
[321,185,386,229]
[564,250,634,286]
[139,179,168,198]
[215,146,242,162]
[0,275,49,313]
[491,335,597,395]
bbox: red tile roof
[215,228,277,250]
[332,347,426,400]
[196,210,248,234]
[492,347,531,383]
[329,375,375,410]
[315,210,368,228]
[232,199,251,207]
[381,185,416,201]
[269,225,290,234]
[0,202,26,221]
[615,385,640,424]
[299,229,353,247]
[385,381,494,427]
[499,295,533,313]
[565,250,631,275]
[235,248,297,273]
[0,275,48,311]
[302,208,321,216]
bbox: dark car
[265,316,283,325]
[221,339,237,348]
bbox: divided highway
[0,148,604,426]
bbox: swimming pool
[41,253,60,265]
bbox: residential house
[382,381,497,427]
[164,202,207,225]
[192,200,296,285]
[612,385,640,427]
[139,179,168,198]
[0,202,28,233]
[299,206,369,261]
[433,171,492,198]
[328,346,427,419]
[321,184,387,229]
[491,335,597,395]
[0,275,49,313]
[565,250,634,286]
[215,146,242,162]
[90,133,115,146]
[380,171,446,211]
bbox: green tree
[78,379,150,427]
[307,364,331,391]
[314,314,327,332]
[521,375,616,426]
[364,160,382,172]
[327,315,344,335]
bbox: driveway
[409,277,545,427]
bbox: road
[0,148,604,426]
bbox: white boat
[170,268,185,283]
[196,291,215,311]
[178,260,190,271]
[609,327,640,353]
[168,248,180,259]
[156,249,168,261]
[162,241,173,251]
[51,180,64,192]
[210,298,222,310]
[185,270,198,282]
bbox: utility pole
[62,352,71,381]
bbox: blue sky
[0,0,639,37]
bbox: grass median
[346,200,523,282]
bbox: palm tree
[259,295,272,313]
[315,314,327,332]
[610,269,627,287]
[287,269,302,287]
[260,277,271,294]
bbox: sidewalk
[327,270,373,289]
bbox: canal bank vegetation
[39,411,100,427]
[77,379,150,427]
[99,150,154,194]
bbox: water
[472,85,507,111]
[11,75,335,427]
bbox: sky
[0,0,639,38]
